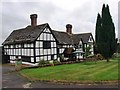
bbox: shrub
[112,53,117,58]
[96,54,104,60]
[86,54,95,58]
[85,45,92,57]
[59,55,64,62]
[117,44,120,53]
[53,60,61,65]
[38,60,49,66]
[49,60,54,66]
[112,53,120,58]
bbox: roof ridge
[12,23,48,32]
[52,30,66,33]
[74,32,91,35]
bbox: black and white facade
[2,14,94,64]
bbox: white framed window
[51,42,54,47]
[54,48,57,54]
[31,44,33,47]
[44,56,47,60]
[16,49,19,55]
[47,34,50,40]
[43,33,46,40]
[36,41,39,47]
[27,49,30,56]
[54,42,56,47]
[24,44,27,47]
[48,56,51,60]
[54,55,57,59]
[48,49,51,54]
[40,42,42,47]
[36,57,40,62]
[44,49,47,55]
[51,35,55,41]
[40,49,43,55]
[22,49,24,55]
[36,49,39,55]
[11,45,13,48]
[31,49,34,56]
[31,58,34,62]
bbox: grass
[20,58,119,82]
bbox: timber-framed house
[2,14,94,64]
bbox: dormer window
[80,45,82,48]
[21,44,24,48]
[90,37,92,41]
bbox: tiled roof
[52,30,92,45]
[2,23,93,45]
[52,30,72,44]
[2,23,48,45]
[73,33,93,44]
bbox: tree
[95,4,116,62]
[85,45,91,57]
[95,13,101,45]
[95,13,101,54]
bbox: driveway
[2,64,30,88]
[2,64,119,89]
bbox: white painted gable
[88,35,93,43]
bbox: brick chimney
[66,24,72,34]
[30,14,37,26]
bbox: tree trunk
[107,58,109,62]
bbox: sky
[0,0,119,45]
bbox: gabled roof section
[3,22,94,45]
[52,30,72,44]
[73,33,93,44]
[2,23,48,45]
[52,30,93,45]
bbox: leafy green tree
[85,45,91,57]
[95,4,116,62]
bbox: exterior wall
[35,27,57,62]
[76,40,84,59]
[3,27,58,63]
[58,44,72,54]
[88,35,94,54]
[3,43,34,62]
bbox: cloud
[1,1,59,44]
[1,0,119,45]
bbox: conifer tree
[95,4,116,62]
[95,13,101,45]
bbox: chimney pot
[30,14,37,26]
[66,24,72,34]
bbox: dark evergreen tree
[95,13,101,54]
[95,4,116,62]
[95,13,101,44]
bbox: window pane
[43,41,51,49]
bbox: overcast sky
[0,0,119,45]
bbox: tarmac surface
[1,64,119,89]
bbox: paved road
[2,64,119,89]
[2,64,29,88]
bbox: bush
[96,54,104,60]
[38,60,49,66]
[53,60,61,65]
[86,54,94,58]
[49,60,54,66]
[59,55,64,62]
[117,44,120,53]
[112,53,120,58]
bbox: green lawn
[20,59,119,82]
